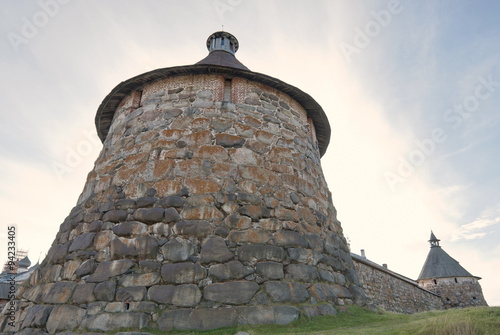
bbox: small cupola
[429,231,441,248]
[206,31,239,55]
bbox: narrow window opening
[132,90,143,108]
[223,79,232,102]
[446,297,450,301]
[230,42,234,51]
[454,278,458,283]
[221,37,225,46]
[433,279,437,285]
[124,302,130,310]
[473,297,477,300]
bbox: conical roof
[195,31,249,70]
[418,232,477,280]
[18,256,31,268]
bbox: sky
[0,0,498,306]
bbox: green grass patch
[137,306,500,335]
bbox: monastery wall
[352,255,444,314]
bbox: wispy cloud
[452,216,500,241]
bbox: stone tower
[4,32,365,334]
[417,232,488,308]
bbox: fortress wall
[352,255,443,314]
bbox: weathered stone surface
[110,236,159,259]
[174,220,212,237]
[264,281,309,303]
[87,259,135,282]
[72,283,96,304]
[114,199,137,210]
[237,244,286,263]
[228,229,272,244]
[83,312,149,332]
[215,133,245,147]
[93,231,115,251]
[286,264,319,281]
[134,208,165,224]
[118,272,161,287]
[287,248,323,265]
[139,260,160,272]
[94,281,116,301]
[43,281,76,304]
[161,262,206,284]
[103,210,128,223]
[116,286,147,301]
[158,308,237,331]
[274,230,308,248]
[237,205,271,220]
[158,196,185,208]
[112,221,148,237]
[225,214,252,229]
[46,305,85,334]
[21,305,53,329]
[164,208,181,222]
[208,260,253,281]
[200,237,233,264]
[308,283,337,302]
[75,259,96,278]
[237,306,299,325]
[148,284,201,307]
[68,232,96,252]
[256,261,284,279]
[204,281,259,305]
[161,238,197,262]
[136,196,157,208]
[46,243,70,265]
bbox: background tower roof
[95,32,331,156]
[418,233,478,280]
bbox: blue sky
[0,1,499,305]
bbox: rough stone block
[112,221,148,237]
[264,281,309,303]
[237,205,271,221]
[274,230,308,248]
[208,260,254,280]
[158,308,237,331]
[75,259,96,278]
[114,199,137,210]
[163,208,181,222]
[215,133,245,147]
[46,305,85,334]
[224,214,252,229]
[200,237,234,264]
[94,281,116,301]
[256,261,284,279]
[286,264,319,281]
[68,233,96,252]
[308,283,337,302]
[181,206,224,220]
[148,284,201,307]
[103,210,128,223]
[136,196,157,208]
[158,196,185,208]
[87,260,135,282]
[161,262,206,284]
[21,305,53,329]
[228,229,272,244]
[134,208,165,224]
[72,283,96,304]
[118,272,161,287]
[83,312,149,332]
[116,286,147,302]
[237,244,286,263]
[110,236,159,259]
[161,238,197,262]
[204,281,259,305]
[174,220,212,237]
[43,281,76,304]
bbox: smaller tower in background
[417,231,488,308]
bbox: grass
[135,306,500,335]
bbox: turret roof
[418,232,479,280]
